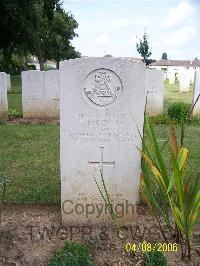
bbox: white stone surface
[22,70,45,118]
[0,72,8,118]
[168,71,175,84]
[188,70,195,84]
[145,69,164,115]
[44,70,60,119]
[193,71,200,116]
[7,74,11,92]
[60,58,146,226]
[179,71,191,92]
[22,70,60,119]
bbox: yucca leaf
[169,148,184,211]
[167,173,175,194]
[177,148,188,176]
[171,204,184,232]
[147,118,169,186]
[169,125,179,158]
[140,149,167,192]
[180,107,185,148]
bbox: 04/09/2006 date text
[125,242,178,253]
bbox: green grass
[51,241,94,266]
[8,75,22,116]
[163,81,194,113]
[0,123,199,204]
[8,94,22,115]
[10,75,22,94]
[0,124,60,203]
[155,124,200,175]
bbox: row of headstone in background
[146,69,164,115]
[193,71,200,116]
[22,67,164,119]
[167,70,194,92]
[22,70,60,119]
[7,74,11,92]
[0,72,8,118]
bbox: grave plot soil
[0,204,199,266]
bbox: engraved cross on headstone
[88,147,115,176]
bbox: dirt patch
[0,204,199,265]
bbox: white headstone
[179,71,191,92]
[44,70,60,119]
[60,58,146,226]
[193,71,200,116]
[0,72,8,118]
[189,70,195,84]
[168,71,175,84]
[7,74,11,92]
[164,72,167,80]
[22,70,45,118]
[22,70,60,119]
[145,69,164,115]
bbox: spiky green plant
[140,117,200,260]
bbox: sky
[63,0,200,60]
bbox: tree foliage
[161,52,168,60]
[136,32,152,64]
[43,9,81,69]
[0,0,80,71]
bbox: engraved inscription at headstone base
[60,58,146,226]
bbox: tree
[161,52,168,60]
[136,32,152,64]
[0,0,61,71]
[0,0,80,71]
[43,9,80,69]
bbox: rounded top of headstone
[60,57,145,70]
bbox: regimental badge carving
[83,69,123,106]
